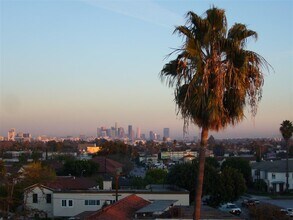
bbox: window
[85,200,100,206]
[33,194,38,203]
[272,173,276,179]
[61,199,73,207]
[46,194,52,204]
[61,200,67,207]
[107,200,115,204]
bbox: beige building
[24,183,189,218]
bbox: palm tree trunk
[286,139,289,192]
[194,127,208,220]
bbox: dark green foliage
[220,167,246,202]
[280,120,293,141]
[167,161,246,206]
[145,168,168,184]
[205,157,220,169]
[130,176,147,189]
[167,163,197,195]
[63,160,99,177]
[253,179,268,192]
[31,151,42,162]
[46,140,63,152]
[221,157,252,186]
[96,141,130,156]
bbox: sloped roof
[86,194,151,220]
[251,160,293,172]
[44,176,98,190]
[136,200,177,214]
[91,156,123,174]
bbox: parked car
[242,198,260,207]
[219,203,242,216]
[280,208,293,217]
[250,198,260,204]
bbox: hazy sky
[1,0,292,139]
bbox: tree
[21,162,56,187]
[220,167,246,202]
[167,161,246,206]
[221,157,252,186]
[167,163,197,201]
[145,168,167,184]
[63,159,99,177]
[160,6,269,219]
[279,120,293,191]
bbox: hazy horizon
[1,0,292,140]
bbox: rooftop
[136,200,176,214]
[251,159,293,172]
[86,194,151,220]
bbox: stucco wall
[25,186,53,218]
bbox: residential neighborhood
[0,131,292,219]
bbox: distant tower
[128,125,133,140]
[136,127,141,139]
[115,122,118,137]
[8,128,15,141]
[149,131,156,141]
[163,128,170,139]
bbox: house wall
[52,191,189,217]
[252,169,293,192]
[25,186,53,218]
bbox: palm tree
[160,7,270,220]
[280,120,293,192]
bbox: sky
[0,0,292,140]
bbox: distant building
[128,125,133,140]
[115,122,118,137]
[78,143,101,154]
[149,131,156,141]
[23,133,32,142]
[8,128,16,141]
[163,128,170,139]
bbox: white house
[24,180,189,218]
[251,159,293,192]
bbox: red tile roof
[86,194,151,220]
[91,156,123,174]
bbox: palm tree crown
[161,7,270,131]
[280,120,293,141]
[160,7,270,220]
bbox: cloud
[82,0,184,28]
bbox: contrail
[81,0,184,28]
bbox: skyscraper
[128,125,133,140]
[115,122,118,137]
[163,128,170,139]
[149,131,156,140]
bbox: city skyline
[1,0,292,139]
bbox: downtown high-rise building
[128,125,133,140]
[163,128,170,139]
[136,127,141,139]
[115,122,118,137]
[149,131,157,141]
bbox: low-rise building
[251,159,293,192]
[24,178,189,218]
